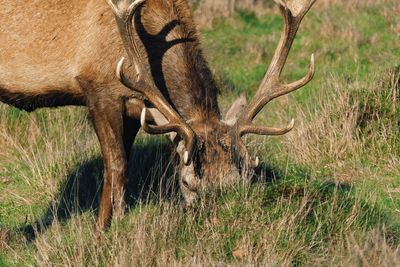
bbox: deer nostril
[182,179,190,188]
[182,177,200,192]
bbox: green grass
[1,0,399,265]
[2,166,397,265]
[0,256,7,267]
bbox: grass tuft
[1,0,399,265]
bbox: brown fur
[134,0,221,121]
[0,0,231,229]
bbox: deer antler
[232,0,316,163]
[107,0,196,165]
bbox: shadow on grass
[20,139,179,241]
[252,161,313,184]
[18,151,320,241]
[18,146,380,245]
[19,143,295,240]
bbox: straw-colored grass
[1,0,399,265]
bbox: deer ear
[224,92,248,126]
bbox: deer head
[107,0,316,204]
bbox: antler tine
[240,118,295,137]
[235,0,316,137]
[264,0,316,80]
[109,0,196,165]
[116,44,196,167]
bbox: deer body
[1,0,316,232]
[1,0,224,229]
[1,0,136,229]
[1,1,118,108]
[0,0,219,118]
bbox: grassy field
[1,0,399,265]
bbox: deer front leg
[90,104,128,230]
[78,79,131,231]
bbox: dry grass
[1,0,400,265]
[193,0,399,29]
[3,179,397,266]
[193,0,273,28]
[286,68,399,178]
[316,0,399,10]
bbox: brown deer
[0,0,315,230]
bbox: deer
[0,0,315,231]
